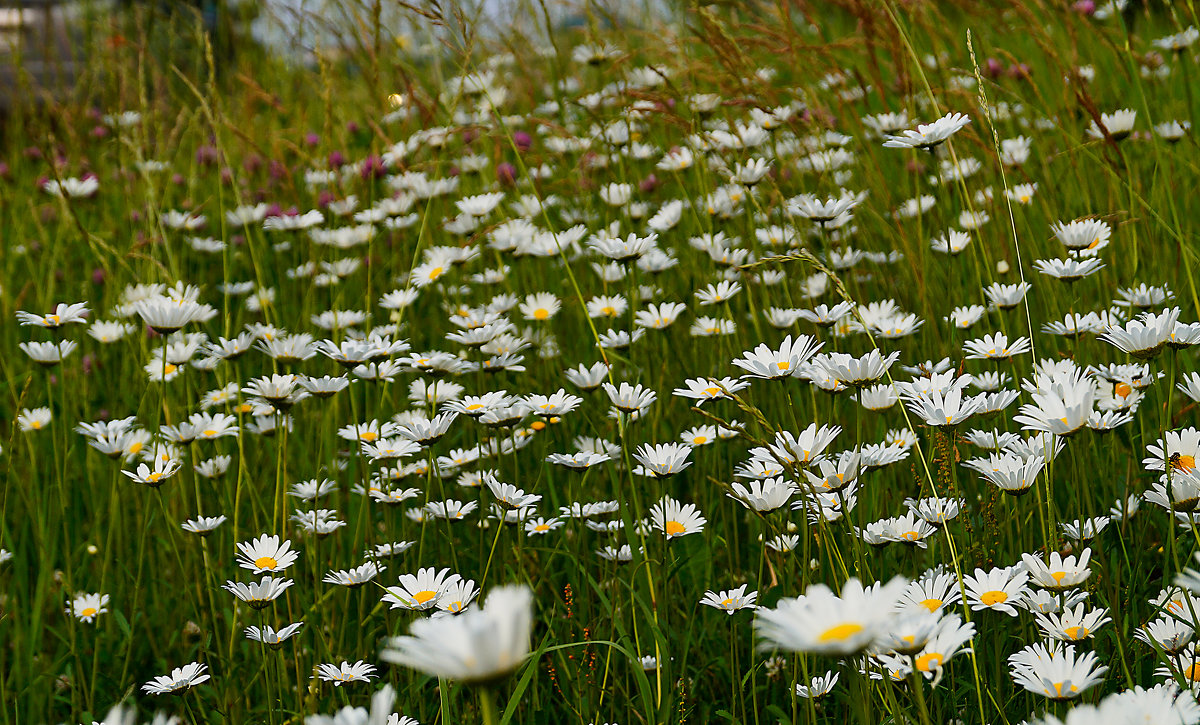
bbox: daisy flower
[245,622,303,649]
[983,281,1032,310]
[897,569,963,614]
[142,662,210,695]
[182,515,228,536]
[902,379,983,428]
[1052,218,1111,252]
[963,332,1032,360]
[236,534,299,574]
[882,112,971,150]
[601,381,656,414]
[963,566,1029,616]
[672,376,750,404]
[1009,641,1107,700]
[17,407,52,432]
[1021,549,1093,592]
[1060,516,1110,542]
[1135,617,1194,655]
[223,576,293,609]
[524,389,583,417]
[15,301,90,328]
[700,585,759,615]
[1033,257,1106,282]
[789,191,864,223]
[1005,182,1038,204]
[1014,378,1095,436]
[633,442,693,478]
[728,477,796,512]
[524,517,564,536]
[436,579,480,615]
[794,670,839,699]
[911,615,976,677]
[17,341,75,367]
[969,452,1046,496]
[817,350,900,387]
[324,562,385,588]
[519,292,561,321]
[315,660,378,687]
[753,576,908,655]
[1087,108,1136,141]
[381,584,533,682]
[1144,428,1200,475]
[930,230,970,255]
[381,567,462,611]
[634,301,688,329]
[1034,604,1111,642]
[67,592,109,623]
[649,496,707,539]
[121,457,183,488]
[695,279,742,305]
[1098,307,1180,358]
[732,334,823,380]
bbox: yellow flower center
[720,598,734,608]
[428,266,444,280]
[1173,454,1197,473]
[1063,626,1088,640]
[533,308,550,320]
[30,420,43,430]
[127,441,144,454]
[412,590,437,604]
[704,387,720,396]
[47,315,61,325]
[601,306,616,316]
[1115,382,1132,398]
[202,429,218,438]
[1051,571,1068,583]
[817,622,863,643]
[919,598,943,613]
[146,472,163,482]
[900,530,920,541]
[776,361,790,370]
[164,364,178,374]
[531,421,546,431]
[980,590,1008,606]
[254,556,278,570]
[915,652,943,672]
[1185,664,1200,681]
[664,520,686,536]
[466,403,483,411]
[693,436,708,445]
[1046,681,1078,699]
[80,607,98,617]
[534,524,550,532]
[360,431,378,442]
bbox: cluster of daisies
[8,10,1200,724]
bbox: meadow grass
[4,1,1200,723]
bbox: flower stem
[479,685,501,725]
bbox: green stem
[479,685,500,725]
